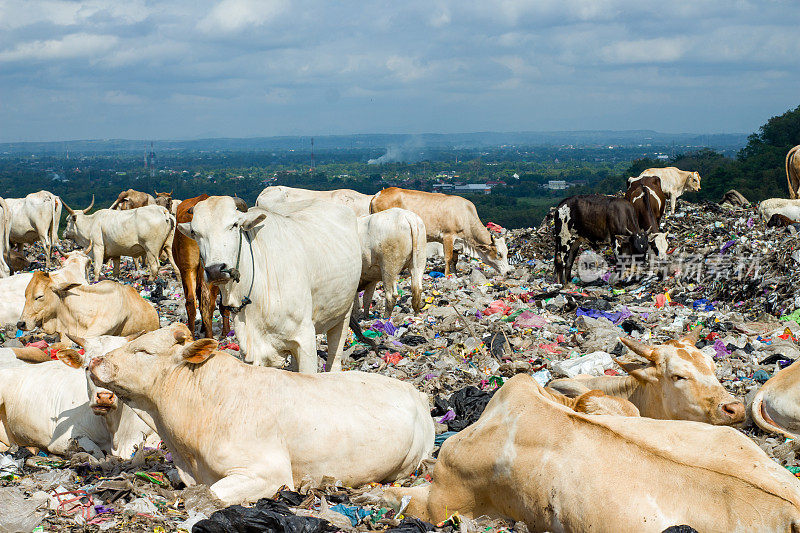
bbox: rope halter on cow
[220,227,255,314]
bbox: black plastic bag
[193,498,336,533]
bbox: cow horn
[169,190,173,196]
[65,332,87,348]
[682,326,705,346]
[63,202,75,216]
[82,195,95,214]
[154,190,160,197]
[619,336,658,363]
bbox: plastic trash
[192,498,336,533]
[552,351,616,378]
[0,487,47,533]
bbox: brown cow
[174,196,247,338]
[370,187,509,276]
[768,213,800,228]
[787,145,800,199]
[109,189,155,210]
[624,175,668,257]
[154,191,180,215]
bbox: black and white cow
[624,176,668,258]
[553,195,649,285]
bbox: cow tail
[51,195,62,246]
[162,211,180,276]
[787,147,799,200]
[408,214,425,314]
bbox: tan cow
[384,374,800,531]
[541,386,640,416]
[357,208,426,317]
[752,358,800,439]
[787,145,800,199]
[628,167,701,214]
[548,330,745,425]
[370,187,509,277]
[256,186,373,217]
[18,271,159,337]
[109,189,155,210]
[154,191,181,216]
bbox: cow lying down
[752,357,800,440]
[0,334,158,458]
[384,374,800,532]
[548,330,745,425]
[89,324,435,505]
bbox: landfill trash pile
[5,198,800,531]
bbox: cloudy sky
[0,0,798,141]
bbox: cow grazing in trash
[62,198,179,281]
[383,374,800,532]
[758,198,800,223]
[552,194,649,285]
[89,324,434,504]
[356,207,427,317]
[18,271,160,338]
[178,196,361,372]
[5,190,62,269]
[628,167,701,215]
[548,329,746,426]
[0,334,158,458]
[256,185,373,217]
[369,187,509,277]
[624,175,668,257]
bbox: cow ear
[181,339,218,364]
[172,324,193,344]
[240,211,267,231]
[56,348,86,369]
[177,222,192,238]
[628,366,659,384]
[619,336,660,363]
[51,281,81,296]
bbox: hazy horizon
[1,1,797,143]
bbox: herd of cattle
[2,155,800,530]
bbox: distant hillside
[0,130,747,154]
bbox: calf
[553,194,648,285]
[384,374,800,531]
[356,208,426,317]
[625,176,668,257]
[628,167,701,214]
[548,329,745,425]
[768,213,800,228]
[89,324,434,504]
[370,187,509,277]
[18,271,159,337]
[0,334,157,457]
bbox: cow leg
[220,307,231,339]
[92,247,105,282]
[564,240,581,283]
[113,257,120,278]
[210,466,293,506]
[381,271,398,318]
[325,312,352,372]
[670,194,676,215]
[42,238,52,269]
[200,279,218,339]
[293,324,318,373]
[144,252,159,281]
[164,243,180,279]
[443,235,456,276]
[182,264,199,336]
[362,281,378,317]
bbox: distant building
[433,183,455,192]
[453,183,492,195]
[656,154,669,161]
[547,180,567,190]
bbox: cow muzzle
[92,391,116,414]
[719,400,745,424]
[205,263,239,283]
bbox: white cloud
[0,32,118,62]
[600,37,691,64]
[197,0,288,33]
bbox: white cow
[0,334,158,458]
[6,190,62,268]
[0,250,90,327]
[62,198,179,281]
[758,198,800,222]
[179,196,362,373]
[0,197,12,277]
[357,208,426,317]
[256,186,373,217]
[89,324,434,504]
[628,167,701,215]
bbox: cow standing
[178,196,362,373]
[62,199,179,281]
[624,175,668,257]
[155,191,181,216]
[356,208,427,317]
[787,145,800,199]
[256,186,373,217]
[88,324,434,504]
[6,190,62,269]
[369,187,509,277]
[628,167,701,215]
[553,195,648,285]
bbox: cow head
[475,235,510,276]
[62,196,94,242]
[17,271,77,332]
[57,333,136,415]
[618,330,745,425]
[648,232,668,258]
[177,196,265,284]
[154,191,173,210]
[89,324,217,402]
[615,231,649,258]
[687,171,701,192]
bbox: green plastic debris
[780,309,800,324]
[362,330,382,338]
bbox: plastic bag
[0,487,47,533]
[193,498,336,533]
